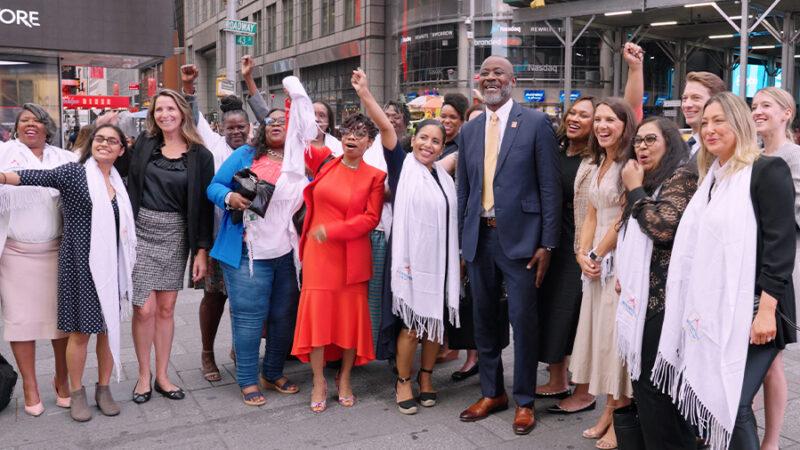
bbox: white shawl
[85,158,137,382]
[244,76,313,281]
[391,154,460,344]
[615,204,655,381]
[652,160,757,450]
[0,140,76,258]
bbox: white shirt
[689,133,701,157]
[482,97,514,217]
[361,133,392,234]
[197,112,234,236]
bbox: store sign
[400,29,454,44]
[223,19,256,35]
[491,24,522,34]
[524,90,546,103]
[217,78,236,97]
[63,95,131,109]
[559,90,581,102]
[128,82,140,91]
[516,64,559,74]
[0,8,40,27]
[474,36,522,47]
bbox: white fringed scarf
[0,139,76,258]
[85,158,137,382]
[244,76,313,283]
[391,154,460,344]
[652,159,757,450]
[615,187,661,381]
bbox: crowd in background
[0,46,798,450]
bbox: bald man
[456,55,561,435]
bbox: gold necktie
[482,112,500,212]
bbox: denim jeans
[221,250,299,389]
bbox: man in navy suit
[456,55,561,435]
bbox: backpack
[0,352,18,412]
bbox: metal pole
[226,0,236,83]
[739,0,749,98]
[782,13,795,97]
[612,30,622,97]
[564,17,573,111]
[468,0,475,100]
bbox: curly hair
[341,113,379,141]
[253,108,286,160]
[384,101,410,126]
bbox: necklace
[341,159,359,170]
[266,149,284,160]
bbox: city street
[2,286,800,449]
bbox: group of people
[0,47,797,450]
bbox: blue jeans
[221,250,299,389]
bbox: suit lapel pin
[511,121,518,128]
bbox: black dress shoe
[154,381,185,400]
[132,377,152,404]
[546,400,596,415]
[534,389,572,399]
[451,364,479,382]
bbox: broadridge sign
[0,0,172,58]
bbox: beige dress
[569,158,633,399]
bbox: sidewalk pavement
[2,287,800,449]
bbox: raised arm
[351,69,397,151]
[242,55,271,124]
[622,42,644,123]
[180,64,201,125]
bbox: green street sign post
[223,19,257,35]
[235,35,254,46]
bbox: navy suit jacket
[456,101,561,262]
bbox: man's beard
[483,83,513,107]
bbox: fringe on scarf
[0,187,57,214]
[651,353,732,450]
[616,332,641,381]
[393,295,458,345]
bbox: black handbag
[446,278,510,350]
[231,168,275,224]
[0,352,18,413]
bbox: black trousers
[466,225,538,407]
[632,311,697,450]
[728,344,779,450]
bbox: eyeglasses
[340,127,370,139]
[264,117,286,127]
[93,135,122,147]
[633,134,659,148]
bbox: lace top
[141,144,188,214]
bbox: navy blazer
[456,101,561,262]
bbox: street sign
[216,78,236,97]
[223,19,256,35]
[235,35,254,46]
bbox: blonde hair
[754,86,797,144]
[697,92,761,179]
[146,89,204,147]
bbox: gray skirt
[132,207,189,306]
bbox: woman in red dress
[291,76,386,412]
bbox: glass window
[398,24,458,87]
[321,0,335,36]
[344,0,359,29]
[300,57,361,124]
[253,10,263,55]
[283,0,294,48]
[300,0,313,42]
[0,57,61,144]
[266,4,277,53]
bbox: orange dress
[291,162,381,366]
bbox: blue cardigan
[207,145,257,268]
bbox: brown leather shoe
[513,406,536,435]
[459,393,509,422]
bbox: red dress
[291,148,386,366]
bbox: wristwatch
[588,250,601,261]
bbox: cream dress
[568,158,633,399]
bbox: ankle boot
[69,386,92,422]
[95,383,120,416]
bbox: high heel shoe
[310,380,328,413]
[24,401,44,417]
[53,378,71,408]
[132,375,152,404]
[416,368,437,407]
[395,376,418,415]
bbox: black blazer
[127,134,215,253]
[751,155,797,349]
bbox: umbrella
[407,95,443,110]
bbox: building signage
[662,99,682,108]
[0,8,40,27]
[491,24,522,34]
[516,64,559,74]
[559,90,581,102]
[400,29,454,44]
[524,89,546,103]
[642,92,650,105]
[63,95,131,109]
[474,36,522,47]
[223,19,257,35]
[217,78,236,97]
[128,82,140,91]
[235,35,254,46]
